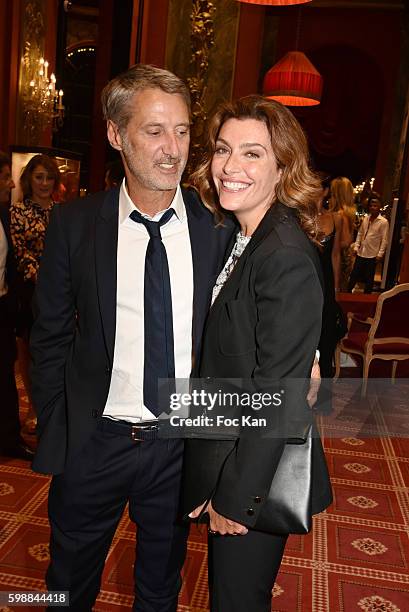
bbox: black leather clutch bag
[254,425,313,535]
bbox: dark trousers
[0,294,20,451]
[348,256,377,293]
[209,529,288,612]
[47,425,189,611]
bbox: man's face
[368,199,381,216]
[108,88,190,196]
[0,164,15,203]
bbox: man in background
[0,151,33,460]
[348,193,389,293]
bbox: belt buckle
[131,424,157,442]
[131,425,145,442]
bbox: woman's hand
[189,501,248,536]
[307,355,321,408]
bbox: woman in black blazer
[182,96,332,612]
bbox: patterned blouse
[10,198,54,282]
[211,231,251,305]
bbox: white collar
[119,180,185,225]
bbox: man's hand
[189,501,248,536]
[307,355,321,408]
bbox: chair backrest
[369,283,409,341]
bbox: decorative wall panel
[166,0,240,172]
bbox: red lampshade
[262,51,322,106]
[236,1,311,6]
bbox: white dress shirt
[354,213,389,259]
[0,219,8,298]
[103,182,194,422]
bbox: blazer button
[246,508,255,516]
[91,409,99,418]
[105,366,111,374]
[253,496,262,503]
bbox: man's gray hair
[101,64,191,132]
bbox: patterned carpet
[1,373,409,611]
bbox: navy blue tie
[130,207,175,416]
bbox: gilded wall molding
[166,0,240,175]
[186,1,216,173]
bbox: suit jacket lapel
[95,188,119,365]
[183,188,235,365]
[211,204,286,305]
[183,189,212,360]
[218,203,322,302]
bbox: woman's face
[211,118,282,222]
[30,164,55,202]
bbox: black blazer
[182,203,333,528]
[30,187,233,474]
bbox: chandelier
[21,43,64,141]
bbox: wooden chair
[334,283,409,395]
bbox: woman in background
[317,177,343,379]
[184,95,332,612]
[329,176,357,290]
[10,154,61,433]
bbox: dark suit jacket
[30,187,233,474]
[182,202,333,528]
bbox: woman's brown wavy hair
[190,95,321,243]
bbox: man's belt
[99,417,160,441]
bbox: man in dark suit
[0,152,34,460]
[30,65,232,610]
